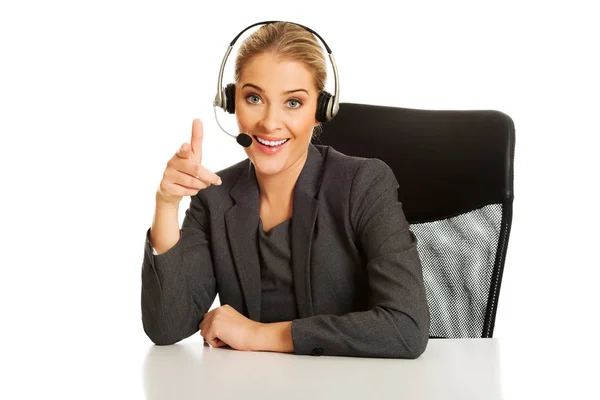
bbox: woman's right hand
[156,119,222,206]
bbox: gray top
[257,217,298,323]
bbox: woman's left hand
[199,304,262,351]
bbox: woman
[141,22,430,358]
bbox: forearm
[142,191,218,345]
[291,307,429,358]
[142,227,217,345]
[150,194,181,254]
[255,321,294,353]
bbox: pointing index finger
[191,119,204,164]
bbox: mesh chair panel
[411,203,502,338]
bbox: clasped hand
[199,304,262,351]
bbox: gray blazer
[141,144,430,358]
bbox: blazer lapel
[291,144,324,319]
[225,162,262,321]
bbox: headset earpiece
[316,91,333,123]
[224,83,236,114]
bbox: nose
[259,103,283,132]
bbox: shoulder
[316,144,397,193]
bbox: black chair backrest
[316,102,515,338]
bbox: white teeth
[256,137,289,146]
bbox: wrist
[155,193,180,210]
[254,321,293,353]
[253,322,269,351]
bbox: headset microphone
[236,133,253,147]
[213,20,340,147]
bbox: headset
[213,20,340,147]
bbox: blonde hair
[233,22,327,138]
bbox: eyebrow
[241,83,309,95]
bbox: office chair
[316,102,515,338]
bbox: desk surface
[6,335,596,399]
[143,338,503,399]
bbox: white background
[1,0,598,398]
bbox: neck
[255,150,309,209]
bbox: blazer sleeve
[291,159,430,358]
[141,194,217,345]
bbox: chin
[245,139,310,177]
[251,157,288,176]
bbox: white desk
[143,338,503,399]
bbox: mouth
[253,135,290,155]
[253,135,290,147]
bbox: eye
[245,94,262,104]
[287,99,302,109]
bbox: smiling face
[235,52,319,177]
